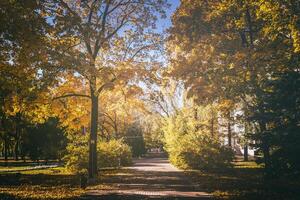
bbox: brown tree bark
[14,119,20,161]
[259,121,270,174]
[244,145,248,161]
[4,136,8,161]
[211,118,214,137]
[227,111,232,147]
[14,141,19,161]
[88,89,98,179]
[228,121,232,147]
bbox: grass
[0,166,31,171]
[0,166,119,200]
[0,166,61,173]
[186,157,300,200]
[0,159,61,173]
[0,167,84,200]
[1,158,300,199]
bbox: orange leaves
[218,99,235,112]
[50,74,90,133]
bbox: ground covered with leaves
[0,159,300,200]
[0,167,85,200]
[187,158,300,200]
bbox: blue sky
[156,0,180,32]
[46,1,180,33]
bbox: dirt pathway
[84,158,213,199]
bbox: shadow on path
[83,158,213,200]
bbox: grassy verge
[0,167,84,200]
[0,166,120,200]
[187,157,300,200]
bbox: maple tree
[40,0,169,179]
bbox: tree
[167,0,300,176]
[43,0,169,179]
[23,118,67,162]
[162,105,234,170]
[0,0,57,161]
[124,122,146,157]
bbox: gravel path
[84,158,213,199]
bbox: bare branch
[128,45,150,61]
[107,0,133,15]
[93,0,111,58]
[52,93,91,101]
[144,98,170,117]
[96,77,117,95]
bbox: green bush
[64,134,88,174]
[124,123,146,157]
[97,139,132,168]
[64,136,132,173]
[163,107,234,170]
[168,133,234,170]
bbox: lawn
[187,157,300,200]
[1,158,300,200]
[0,167,84,200]
[0,165,117,200]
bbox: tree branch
[93,0,111,58]
[96,76,117,95]
[52,93,91,101]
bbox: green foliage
[124,123,146,157]
[163,107,234,170]
[168,0,300,177]
[63,134,88,174]
[144,126,164,150]
[168,133,234,170]
[250,71,300,176]
[64,137,132,173]
[98,139,132,168]
[0,0,61,162]
[23,118,67,161]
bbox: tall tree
[0,0,57,161]
[167,0,300,176]
[44,0,168,179]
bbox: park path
[84,158,213,200]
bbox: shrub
[64,134,88,174]
[97,139,132,168]
[65,136,132,173]
[170,133,234,170]
[163,107,234,170]
[124,123,146,157]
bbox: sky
[142,0,184,113]
[46,0,180,33]
[156,0,180,32]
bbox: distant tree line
[0,116,67,162]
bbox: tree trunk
[228,121,232,147]
[211,118,214,137]
[263,144,270,174]
[22,154,26,163]
[259,121,271,175]
[14,141,19,161]
[14,124,20,161]
[4,136,8,161]
[114,111,118,138]
[89,91,98,179]
[244,145,248,161]
[194,107,199,131]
